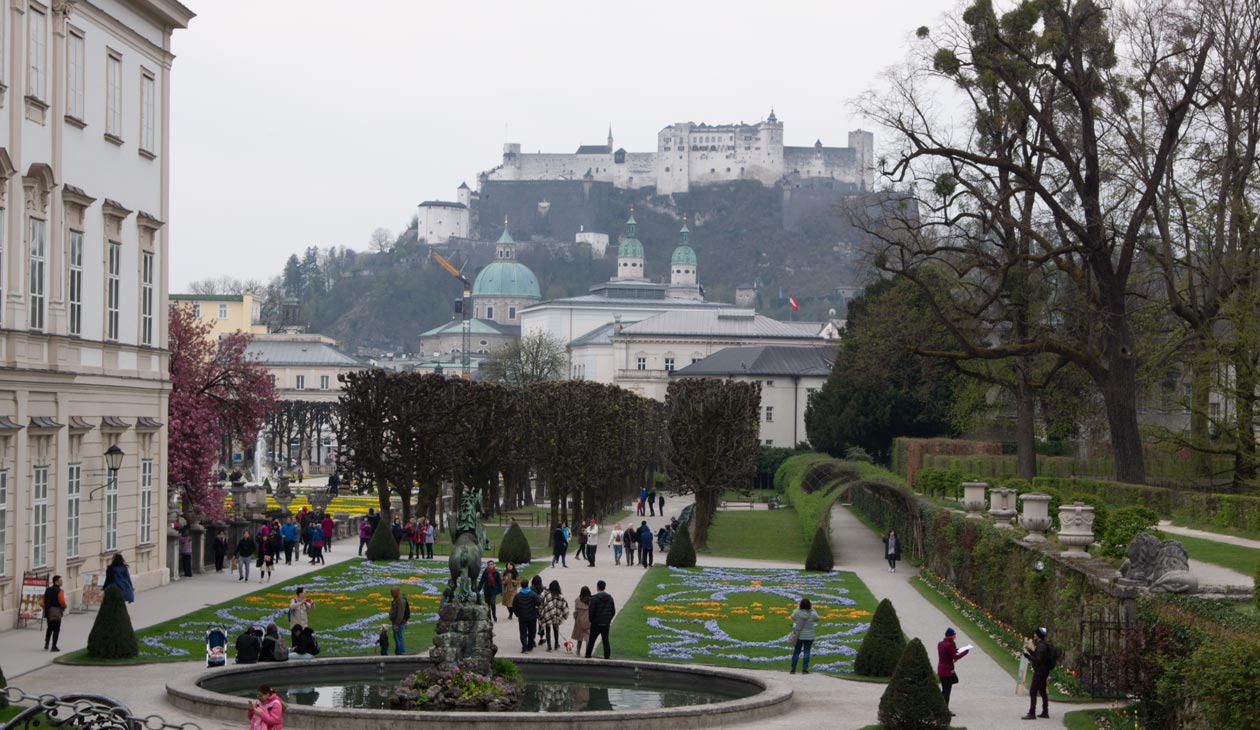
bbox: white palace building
[0,0,193,628]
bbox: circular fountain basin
[168,656,791,730]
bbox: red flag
[789,295,800,312]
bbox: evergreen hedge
[0,662,8,709]
[365,515,401,561]
[877,637,951,729]
[86,585,138,659]
[804,525,833,571]
[498,523,532,564]
[666,523,697,567]
[854,598,907,677]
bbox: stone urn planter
[962,481,988,520]
[308,491,332,515]
[1058,502,1096,558]
[988,488,1018,527]
[1018,493,1053,543]
[274,478,294,516]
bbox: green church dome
[619,212,644,258]
[472,260,541,298]
[671,245,697,265]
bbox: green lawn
[698,507,809,563]
[59,557,541,665]
[614,565,878,675]
[1160,532,1260,576]
[1063,703,1141,729]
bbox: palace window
[32,465,49,568]
[191,303,201,318]
[29,218,46,331]
[67,30,85,120]
[67,463,81,558]
[140,72,155,154]
[139,459,153,544]
[104,464,119,552]
[636,356,646,371]
[218,303,228,320]
[69,231,83,335]
[28,6,46,101]
[295,375,305,390]
[320,375,330,390]
[106,241,120,340]
[0,472,8,575]
[664,357,675,373]
[765,406,774,422]
[141,252,154,345]
[486,306,494,320]
[106,52,121,139]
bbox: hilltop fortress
[483,110,874,195]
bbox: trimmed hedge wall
[1030,476,1260,534]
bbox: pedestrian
[512,577,543,652]
[289,586,313,628]
[404,519,419,560]
[608,522,624,565]
[327,472,341,496]
[103,553,135,602]
[551,523,568,568]
[585,519,599,567]
[377,624,390,656]
[43,575,66,651]
[637,521,654,568]
[883,529,901,573]
[213,530,228,572]
[1022,628,1053,720]
[586,580,616,659]
[658,492,665,515]
[540,580,570,651]
[320,514,334,552]
[309,527,325,565]
[291,626,320,659]
[262,624,290,662]
[648,487,657,516]
[788,598,820,674]
[281,518,298,566]
[623,524,637,566]
[502,562,520,619]
[574,525,588,562]
[262,532,279,582]
[937,627,969,713]
[423,519,435,559]
[389,587,409,655]
[571,585,592,656]
[297,466,304,484]
[358,517,372,556]
[234,534,255,579]
[638,487,647,516]
[178,528,194,578]
[477,560,503,621]
[299,508,311,554]
[247,685,285,730]
[235,626,262,664]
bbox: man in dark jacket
[637,521,654,568]
[477,560,503,621]
[585,580,616,658]
[235,626,262,664]
[1022,628,1053,720]
[43,575,66,651]
[512,582,543,652]
[388,587,409,655]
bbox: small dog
[563,640,575,653]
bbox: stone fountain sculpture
[429,487,496,675]
[1118,532,1198,594]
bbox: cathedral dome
[472,260,541,299]
[671,245,697,265]
[618,212,644,258]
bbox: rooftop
[419,200,467,209]
[420,319,521,338]
[244,337,365,367]
[673,345,834,377]
[526,293,727,311]
[576,144,612,154]
[170,293,247,302]
[619,310,828,339]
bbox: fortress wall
[784,147,860,184]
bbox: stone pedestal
[988,488,1018,527]
[274,478,294,516]
[1018,493,1053,543]
[334,512,350,540]
[962,481,988,520]
[430,601,496,676]
[1058,502,1096,558]
[190,523,207,574]
[229,480,248,521]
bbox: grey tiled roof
[673,345,834,377]
[418,200,467,209]
[621,310,828,339]
[245,340,365,367]
[575,145,612,154]
[570,323,617,347]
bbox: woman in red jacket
[320,515,334,552]
[937,627,969,712]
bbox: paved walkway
[0,541,360,679]
[1159,520,1260,549]
[2,497,1113,730]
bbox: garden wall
[891,437,1001,487]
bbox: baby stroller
[206,627,227,668]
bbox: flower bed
[917,568,1084,696]
[617,566,877,674]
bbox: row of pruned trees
[846,0,1260,487]
[336,371,760,546]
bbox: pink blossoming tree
[168,303,275,520]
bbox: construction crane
[430,250,472,378]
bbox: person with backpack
[637,521,654,568]
[937,627,970,713]
[389,587,410,655]
[511,578,543,652]
[623,524,638,566]
[259,624,289,662]
[42,575,66,651]
[1022,627,1055,720]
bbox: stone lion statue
[1119,532,1198,594]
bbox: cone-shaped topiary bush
[855,598,908,677]
[86,585,138,659]
[366,514,401,561]
[498,523,532,564]
[666,523,697,567]
[804,524,834,571]
[877,637,951,730]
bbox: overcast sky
[168,0,955,291]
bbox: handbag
[788,628,800,644]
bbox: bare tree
[481,331,568,385]
[368,227,394,254]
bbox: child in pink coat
[248,685,284,730]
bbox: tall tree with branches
[481,330,568,385]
